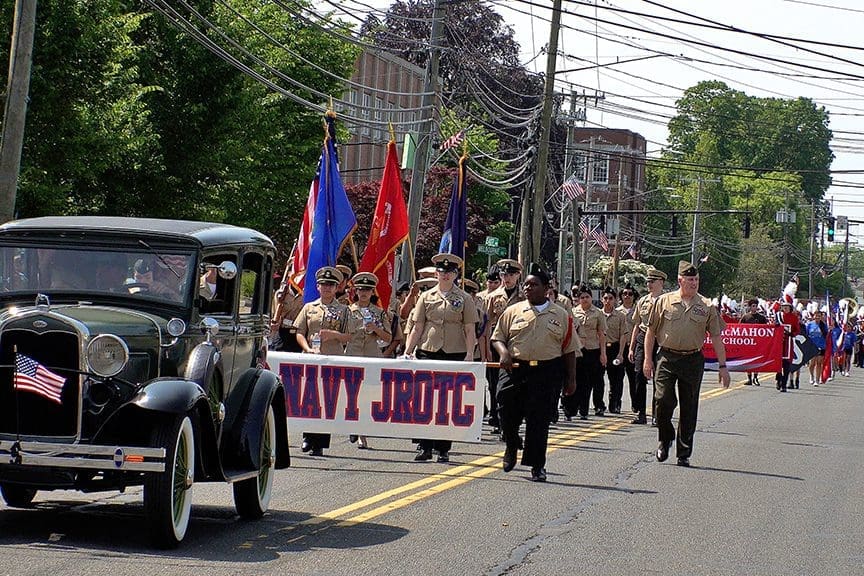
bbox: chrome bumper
[0,440,166,473]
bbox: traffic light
[827,217,836,242]
[742,215,751,239]
[671,215,678,237]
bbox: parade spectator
[294,267,351,457]
[644,261,730,467]
[403,253,478,463]
[628,268,667,425]
[740,298,768,386]
[492,265,577,482]
[601,287,627,414]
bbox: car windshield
[0,245,195,306]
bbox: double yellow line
[241,381,745,547]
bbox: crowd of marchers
[266,256,855,480]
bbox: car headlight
[87,335,129,378]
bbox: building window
[592,156,609,184]
[361,93,371,137]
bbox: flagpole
[349,236,360,271]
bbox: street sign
[478,245,506,256]
[837,215,848,229]
[484,236,499,248]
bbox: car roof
[0,216,274,249]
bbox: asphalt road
[1,371,863,576]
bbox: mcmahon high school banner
[267,352,486,442]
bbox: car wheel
[233,403,276,519]
[144,414,195,548]
[0,484,37,507]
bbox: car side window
[199,255,236,316]
[239,252,265,316]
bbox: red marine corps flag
[359,138,409,309]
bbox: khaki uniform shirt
[412,285,479,354]
[485,285,525,338]
[345,303,391,357]
[551,299,583,355]
[616,304,636,344]
[556,293,573,311]
[573,304,607,350]
[647,291,726,351]
[634,294,657,334]
[603,308,627,347]
[492,301,578,361]
[295,299,349,356]
[272,290,304,331]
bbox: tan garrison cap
[431,253,462,272]
[496,259,523,274]
[352,272,378,288]
[336,264,353,281]
[646,267,667,281]
[315,266,343,284]
[677,261,698,277]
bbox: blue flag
[304,122,357,303]
[438,155,467,260]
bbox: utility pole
[579,138,595,283]
[556,93,577,286]
[0,0,37,223]
[519,0,562,265]
[400,0,444,283]
[690,176,703,265]
[809,200,815,299]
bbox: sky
[491,0,864,242]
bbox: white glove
[397,353,415,360]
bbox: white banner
[267,352,487,443]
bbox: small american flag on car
[14,353,66,404]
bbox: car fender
[221,368,290,471]
[184,341,221,390]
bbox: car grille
[0,323,81,439]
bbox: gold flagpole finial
[388,122,396,144]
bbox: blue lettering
[451,373,475,427]
[411,371,435,425]
[392,370,415,423]
[372,369,395,422]
[279,363,304,417]
[298,364,321,418]
[433,372,455,425]
[342,367,364,421]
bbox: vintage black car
[0,216,290,547]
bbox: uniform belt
[660,347,701,355]
[514,358,558,368]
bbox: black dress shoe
[579,414,588,420]
[310,448,324,457]
[651,417,657,427]
[436,451,450,463]
[631,415,647,424]
[677,457,690,467]
[530,467,547,482]
[595,409,605,417]
[301,440,312,453]
[349,435,358,443]
[502,448,516,472]
[656,441,672,462]
[414,450,432,462]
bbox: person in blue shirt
[829,321,844,381]
[805,310,828,386]
[842,323,857,376]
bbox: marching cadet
[462,278,484,362]
[403,253,479,463]
[345,272,392,449]
[628,268,666,424]
[492,265,577,482]
[643,261,730,467]
[294,267,351,457]
[335,264,354,305]
[482,259,525,433]
[570,285,607,419]
[601,286,628,414]
[617,285,639,411]
[270,275,305,353]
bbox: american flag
[561,176,585,201]
[579,217,590,239]
[14,353,66,404]
[439,129,465,151]
[626,243,637,259]
[591,225,609,252]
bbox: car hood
[1,304,166,342]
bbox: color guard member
[294,266,351,456]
